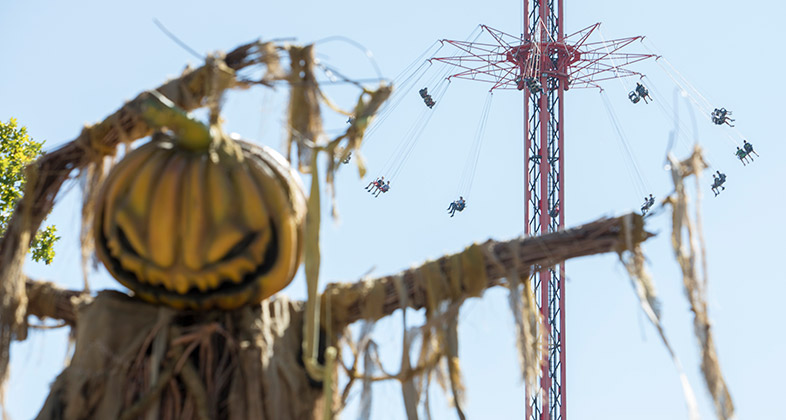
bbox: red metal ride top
[433,23,655,92]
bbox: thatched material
[666,146,735,420]
[24,279,89,326]
[323,214,648,328]
[319,215,648,418]
[36,291,325,420]
[286,45,322,173]
[620,213,700,420]
[25,213,652,420]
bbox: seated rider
[447,196,466,217]
[375,180,390,197]
[716,170,726,185]
[635,83,650,103]
[711,171,726,197]
[365,176,384,192]
[641,193,655,215]
[712,108,735,126]
[743,140,759,158]
[342,151,352,164]
[735,147,749,166]
[711,175,721,197]
[629,91,641,104]
[419,88,429,98]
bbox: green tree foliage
[0,118,59,264]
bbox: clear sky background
[1,1,784,419]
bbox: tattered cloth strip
[323,223,645,419]
[666,146,735,420]
[619,213,700,420]
[482,239,542,397]
[287,45,323,173]
[417,259,466,420]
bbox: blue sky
[2,1,784,419]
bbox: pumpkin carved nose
[94,132,306,310]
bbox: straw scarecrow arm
[324,213,651,328]
[24,279,88,326]
[24,213,651,326]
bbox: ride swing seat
[628,91,641,104]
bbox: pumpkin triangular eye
[220,232,258,263]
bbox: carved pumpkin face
[94,133,306,310]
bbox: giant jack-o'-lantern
[94,110,306,310]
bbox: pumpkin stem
[141,90,213,151]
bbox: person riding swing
[712,108,735,127]
[711,171,727,197]
[735,147,749,166]
[635,82,651,103]
[447,196,466,217]
[743,140,759,159]
[365,176,384,193]
[375,180,390,197]
[641,194,655,215]
[419,87,436,109]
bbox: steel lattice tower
[431,2,654,419]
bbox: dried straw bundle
[36,292,325,420]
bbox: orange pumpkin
[94,131,306,310]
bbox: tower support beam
[432,9,654,419]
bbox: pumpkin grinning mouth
[98,212,280,302]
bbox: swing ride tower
[431,2,655,419]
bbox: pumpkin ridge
[96,210,281,309]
